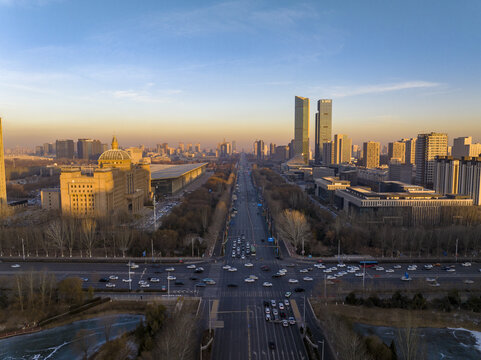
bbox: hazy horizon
[1,0,481,150]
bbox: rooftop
[151,163,207,180]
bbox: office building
[415,132,448,188]
[314,99,332,164]
[56,139,75,159]
[195,143,201,153]
[294,96,310,164]
[452,137,481,159]
[272,145,289,161]
[59,137,151,217]
[388,141,406,163]
[334,134,352,164]
[434,156,481,205]
[0,118,6,207]
[254,140,265,161]
[77,139,103,160]
[322,141,334,165]
[388,161,414,184]
[403,138,417,164]
[269,143,276,157]
[363,141,380,168]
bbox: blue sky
[1,0,480,150]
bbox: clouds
[110,88,182,103]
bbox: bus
[359,260,378,268]
[250,245,256,256]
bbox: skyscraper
[388,141,406,163]
[56,139,75,159]
[452,137,481,158]
[363,141,380,168]
[0,117,7,207]
[415,132,448,188]
[404,138,417,164]
[333,134,352,164]
[294,96,309,164]
[315,99,332,164]
[322,141,334,165]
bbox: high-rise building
[363,141,380,168]
[232,141,236,153]
[178,142,185,152]
[388,141,406,163]
[195,143,201,153]
[314,99,332,164]
[269,143,276,157]
[415,132,448,188]
[294,96,310,164]
[43,142,55,155]
[404,138,417,164]
[254,140,265,161]
[56,139,75,159]
[0,117,7,207]
[333,134,352,164]
[434,155,481,205]
[78,139,102,160]
[322,141,335,165]
[352,144,361,160]
[272,145,289,161]
[452,137,481,159]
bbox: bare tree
[397,316,424,360]
[46,220,64,257]
[277,209,311,255]
[117,229,132,258]
[82,218,97,258]
[63,218,77,258]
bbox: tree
[63,218,77,258]
[117,229,132,258]
[57,277,84,305]
[277,209,311,255]
[82,218,97,258]
[46,220,64,257]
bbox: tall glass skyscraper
[315,99,332,164]
[294,96,310,164]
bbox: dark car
[194,268,204,273]
[294,287,305,292]
[280,311,286,319]
[175,281,184,286]
[263,300,270,307]
[99,277,109,282]
[190,276,199,281]
[268,341,276,350]
[227,283,238,288]
[195,283,206,287]
[272,273,281,278]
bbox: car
[160,285,167,292]
[323,269,332,273]
[81,278,89,282]
[195,282,206,287]
[271,300,276,307]
[244,263,254,267]
[355,272,364,277]
[446,268,456,272]
[265,313,271,321]
[241,255,245,260]
[385,269,394,273]
[260,265,270,271]
[278,303,284,310]
[263,282,273,287]
[249,275,258,280]
[331,267,338,271]
[299,269,308,273]
[286,263,295,267]
[288,279,299,284]
[272,273,282,278]
[265,307,271,314]
[122,278,132,282]
[228,267,238,272]
[294,287,305,292]
[303,277,313,281]
[227,283,238,288]
[187,264,196,269]
[401,276,412,281]
[285,292,292,298]
[338,263,346,268]
[205,279,216,285]
[138,280,147,285]
[190,276,199,281]
[106,283,116,288]
[282,320,289,327]
[109,275,118,280]
[99,277,109,282]
[268,341,276,350]
[166,267,175,272]
[222,265,231,270]
[426,277,436,282]
[194,267,204,273]
[10,264,20,268]
[288,316,296,325]
[232,253,236,258]
[175,281,184,285]
[393,265,402,269]
[130,263,139,269]
[327,275,336,280]
[140,283,150,288]
[424,264,433,270]
[272,309,278,316]
[407,266,417,271]
[284,299,290,307]
[244,278,255,283]
[150,277,160,283]
[461,262,472,267]
[464,279,474,284]
[167,275,176,281]
[375,267,385,271]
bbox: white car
[303,277,313,281]
[288,279,299,284]
[464,279,474,284]
[331,267,338,271]
[249,275,258,280]
[228,267,238,272]
[461,262,472,267]
[140,283,150,288]
[323,269,332,273]
[166,267,175,272]
[241,255,245,260]
[355,273,364,277]
[299,269,308,273]
[375,267,385,271]
[426,277,436,282]
[150,277,160,282]
[407,266,417,271]
[244,278,255,283]
[401,276,412,281]
[244,263,254,267]
[263,282,273,287]
[187,264,196,269]
[138,280,147,285]
[106,283,116,288]
[222,265,231,270]
[337,263,346,268]
[167,275,176,281]
[393,265,402,269]
[278,303,285,310]
[446,268,456,272]
[424,264,433,270]
[327,275,336,280]
[10,264,20,268]
[109,275,118,280]
[385,269,394,273]
[122,278,132,282]
[130,264,139,269]
[279,269,287,273]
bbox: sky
[1,0,481,150]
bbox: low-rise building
[151,163,207,196]
[315,177,350,203]
[41,188,61,210]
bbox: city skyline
[1,0,481,149]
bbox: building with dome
[58,136,151,217]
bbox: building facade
[294,96,310,164]
[363,141,380,168]
[388,141,406,163]
[60,137,151,217]
[404,138,417,165]
[41,188,61,210]
[452,137,481,159]
[415,132,448,188]
[314,99,332,164]
[56,139,75,159]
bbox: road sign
[268,237,274,243]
